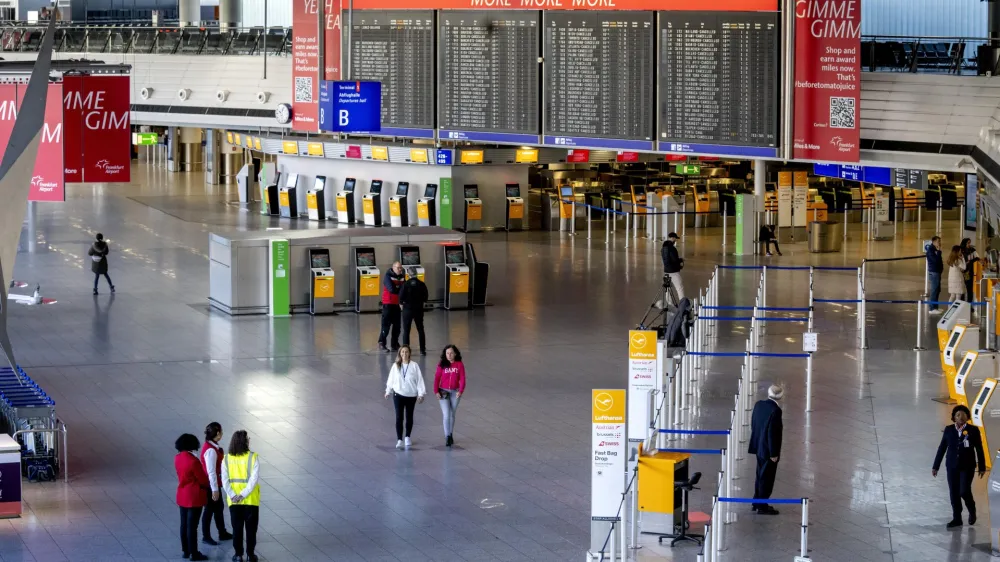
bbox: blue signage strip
[347,127,434,139]
[439,130,539,145]
[659,142,778,158]
[320,80,382,133]
[544,136,653,151]
[812,163,893,186]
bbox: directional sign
[319,81,381,133]
[132,133,158,145]
[436,149,454,166]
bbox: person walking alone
[88,233,115,296]
[200,422,233,547]
[385,345,426,449]
[961,238,979,302]
[221,430,260,562]
[947,245,967,302]
[660,232,685,302]
[748,385,784,515]
[434,345,466,447]
[927,236,944,314]
[399,274,429,355]
[378,262,405,352]
[175,433,209,561]
[933,405,986,528]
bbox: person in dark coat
[399,274,429,356]
[927,236,944,313]
[933,404,986,528]
[88,233,115,296]
[378,262,405,352]
[759,224,782,256]
[660,232,685,301]
[748,384,784,515]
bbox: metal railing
[0,24,291,55]
[12,420,68,483]
[861,34,989,74]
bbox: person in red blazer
[175,433,209,561]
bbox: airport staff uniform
[199,439,229,542]
[748,392,783,514]
[933,423,986,523]
[378,269,405,350]
[222,452,261,561]
[399,277,429,354]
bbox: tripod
[637,275,682,331]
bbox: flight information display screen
[658,11,779,157]
[347,10,435,137]
[439,10,540,144]
[543,11,655,150]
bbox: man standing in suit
[399,274,429,356]
[748,384,784,515]
[933,404,987,528]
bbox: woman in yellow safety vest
[221,430,260,562]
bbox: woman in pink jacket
[434,345,466,447]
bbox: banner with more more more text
[292,0,342,132]
[62,75,131,183]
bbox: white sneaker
[404,437,412,448]
[395,440,403,449]
[766,252,773,257]
[929,309,943,315]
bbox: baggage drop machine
[462,184,483,233]
[363,180,384,226]
[955,351,998,410]
[938,300,972,351]
[389,182,410,227]
[261,170,280,216]
[443,244,470,310]
[336,178,357,223]
[971,378,999,476]
[399,245,425,282]
[466,242,489,307]
[308,248,335,315]
[505,183,524,231]
[417,184,437,226]
[306,176,327,221]
[352,246,381,313]
[279,173,299,218]
[939,323,981,404]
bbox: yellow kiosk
[938,300,972,351]
[443,245,470,310]
[336,178,357,223]
[970,378,998,471]
[362,180,384,226]
[389,182,410,227]
[940,323,980,403]
[352,247,381,313]
[398,246,425,282]
[307,248,335,315]
[955,351,997,410]
[505,184,524,231]
[462,185,482,233]
[416,184,437,227]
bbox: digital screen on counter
[947,332,961,350]
[445,246,466,264]
[285,173,299,189]
[506,184,520,198]
[977,384,992,406]
[355,250,376,267]
[424,184,437,198]
[310,252,331,269]
[464,185,479,199]
[370,180,383,195]
[560,186,574,197]
[313,176,326,191]
[343,178,356,192]
[958,356,974,377]
[401,249,420,265]
[396,182,409,196]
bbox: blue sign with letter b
[319,80,381,133]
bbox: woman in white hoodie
[384,345,426,449]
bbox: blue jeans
[438,390,461,437]
[928,271,941,310]
[93,273,113,291]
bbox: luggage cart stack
[0,367,60,480]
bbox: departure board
[347,10,435,138]
[543,11,655,150]
[658,12,779,157]
[439,11,540,144]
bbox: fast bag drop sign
[63,75,131,183]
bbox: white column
[219,0,241,29]
[178,0,199,27]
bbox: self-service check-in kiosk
[971,379,998,475]
[308,248,335,315]
[363,180,384,226]
[940,323,981,404]
[389,182,410,227]
[505,183,524,231]
[462,184,483,233]
[938,300,972,350]
[417,184,437,226]
[443,245,470,310]
[306,176,327,221]
[279,173,299,218]
[262,171,280,216]
[955,351,997,410]
[352,246,381,313]
[336,178,357,223]
[399,245,425,282]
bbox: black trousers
[765,240,781,254]
[947,467,976,519]
[378,305,401,348]
[230,504,259,557]
[201,492,226,539]
[93,272,113,290]
[752,456,778,509]
[179,506,203,556]
[401,308,425,352]
[966,278,975,302]
[393,393,417,439]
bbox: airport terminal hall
[4,0,1000,561]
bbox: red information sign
[350,0,775,9]
[792,0,861,162]
[616,151,639,163]
[567,149,589,163]
[663,154,687,162]
[292,0,341,132]
[346,145,362,159]
[63,75,131,183]
[29,84,65,202]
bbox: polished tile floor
[0,165,990,561]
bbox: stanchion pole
[673,210,679,235]
[989,293,996,351]
[915,295,926,351]
[625,212,630,249]
[860,263,868,350]
[571,202,577,236]
[682,200,687,237]
[703,523,712,562]
[619,504,626,561]
[805,352,813,412]
[718,449,727,551]
[587,207,592,240]
[712,495,721,556]
[723,202,728,249]
[630,475,639,550]
[605,209,610,245]
[608,522,616,562]
[633,209,639,240]
[843,205,848,245]
[918,204,923,238]
[937,199,942,235]
[800,498,810,559]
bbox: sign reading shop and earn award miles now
[592,389,626,522]
[627,330,659,442]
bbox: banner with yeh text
[292,0,342,132]
[0,84,65,202]
[62,75,131,183]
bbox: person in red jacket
[200,422,233,546]
[434,345,467,447]
[175,433,209,561]
[378,262,405,352]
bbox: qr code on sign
[294,77,312,103]
[830,96,855,129]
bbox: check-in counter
[209,227,465,315]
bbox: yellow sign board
[282,141,299,154]
[253,137,262,151]
[307,142,324,157]
[460,150,484,165]
[234,133,242,145]
[592,389,626,424]
[306,192,318,210]
[410,149,428,163]
[508,202,524,219]
[371,146,389,161]
[467,203,482,221]
[359,275,380,297]
[449,272,470,294]
[226,132,234,143]
[417,201,429,219]
[314,277,334,299]
[278,191,290,207]
[515,148,538,163]
[389,200,401,217]
[628,330,657,360]
[362,199,375,214]
[336,196,348,212]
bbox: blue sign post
[319,81,381,133]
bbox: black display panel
[310,251,331,269]
[543,11,655,150]
[445,246,466,264]
[424,184,438,198]
[313,176,326,191]
[658,12,779,154]
[506,184,520,197]
[464,185,479,199]
[347,10,435,136]
[370,180,383,194]
[439,11,540,144]
[396,182,409,196]
[343,178,356,192]
[285,173,299,189]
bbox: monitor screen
[948,332,961,349]
[370,180,383,195]
[343,178,356,192]
[424,184,437,198]
[313,176,326,191]
[445,246,465,264]
[310,251,331,268]
[355,249,376,267]
[632,185,647,195]
[272,172,282,187]
[506,184,520,198]
[977,385,992,406]
[560,186,574,197]
[285,173,298,189]
[400,249,420,265]
[396,182,409,196]
[958,357,974,377]
[464,185,479,199]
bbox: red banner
[349,0,776,9]
[792,0,861,162]
[292,0,341,132]
[0,83,65,201]
[567,149,589,163]
[62,75,131,183]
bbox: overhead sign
[515,148,538,164]
[282,141,298,154]
[291,0,340,132]
[792,0,861,162]
[567,149,590,163]
[133,133,158,145]
[410,149,428,164]
[436,149,454,166]
[307,142,324,157]
[62,75,130,183]
[676,164,701,175]
[592,389,626,522]
[319,80,382,133]
[460,150,484,165]
[0,84,68,202]
[627,331,659,443]
[617,151,639,163]
[813,163,892,186]
[371,146,389,161]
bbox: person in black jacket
[660,232,685,301]
[399,274,429,356]
[933,404,986,528]
[927,236,944,314]
[88,233,115,296]
[759,224,782,256]
[748,384,783,515]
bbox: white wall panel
[862,0,987,38]
[241,0,292,28]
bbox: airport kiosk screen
[344,178,356,192]
[947,332,961,350]
[356,250,376,267]
[401,249,420,265]
[314,176,326,191]
[560,187,574,197]
[977,386,992,406]
[425,184,437,198]
[285,174,299,189]
[445,246,465,264]
[370,181,383,194]
[310,252,331,268]
[396,182,409,196]
[506,184,520,198]
[464,185,479,199]
[958,358,973,377]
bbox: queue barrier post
[805,352,813,413]
[843,205,848,245]
[808,266,815,331]
[608,522,616,562]
[722,202,728,249]
[800,498,810,560]
[629,466,639,550]
[605,209,610,245]
[587,206,592,240]
[915,295,926,351]
[937,199,942,235]
[625,212,630,249]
